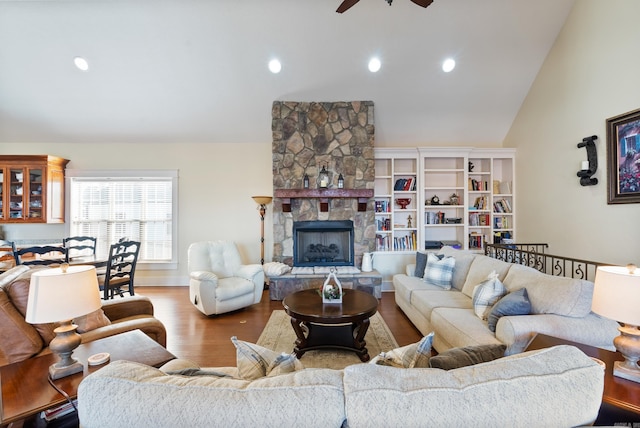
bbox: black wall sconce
[577,135,598,186]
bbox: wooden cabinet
[0,155,69,223]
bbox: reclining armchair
[188,241,264,316]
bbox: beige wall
[1,142,273,285]
[504,0,639,265]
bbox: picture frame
[606,108,640,204]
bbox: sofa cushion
[4,272,57,345]
[423,253,455,289]
[78,360,347,428]
[343,345,603,428]
[472,271,507,319]
[410,289,472,320]
[487,288,531,332]
[370,332,434,368]
[74,309,112,334]
[231,336,303,380]
[0,288,43,365]
[430,307,503,350]
[461,255,512,298]
[428,344,506,370]
[438,247,477,291]
[503,264,593,317]
[0,265,30,289]
[414,251,428,277]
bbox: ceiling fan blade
[336,0,360,13]
[410,0,434,7]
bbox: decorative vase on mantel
[322,268,343,304]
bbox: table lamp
[591,264,640,383]
[26,264,101,380]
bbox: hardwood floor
[138,287,422,367]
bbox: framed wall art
[606,108,640,204]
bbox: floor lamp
[252,196,272,288]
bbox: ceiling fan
[337,0,434,13]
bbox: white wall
[1,142,273,285]
[504,0,639,265]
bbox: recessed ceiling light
[442,58,456,73]
[74,56,89,71]
[268,59,282,74]
[368,57,381,73]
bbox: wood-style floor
[139,287,422,367]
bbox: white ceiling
[0,0,575,145]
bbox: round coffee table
[282,288,379,362]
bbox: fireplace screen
[293,220,354,267]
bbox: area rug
[256,310,398,369]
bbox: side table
[526,333,640,425]
[1,329,175,426]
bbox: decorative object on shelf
[407,215,412,228]
[449,193,460,205]
[577,135,598,186]
[606,108,640,204]
[591,263,640,383]
[468,161,474,172]
[303,174,310,189]
[338,173,344,189]
[430,195,440,205]
[395,198,411,209]
[251,196,273,266]
[321,267,343,303]
[25,265,101,380]
[318,165,329,189]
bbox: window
[66,170,178,268]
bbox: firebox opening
[293,220,354,267]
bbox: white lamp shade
[26,265,101,324]
[592,266,640,326]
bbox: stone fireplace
[271,101,376,268]
[293,220,354,267]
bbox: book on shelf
[499,181,512,194]
[493,198,512,213]
[375,200,391,213]
[468,232,485,249]
[469,178,489,191]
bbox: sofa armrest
[190,270,218,282]
[496,312,619,355]
[234,264,263,281]
[101,295,155,321]
[80,316,167,347]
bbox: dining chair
[98,240,141,300]
[0,240,17,271]
[14,245,68,266]
[63,236,97,260]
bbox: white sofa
[394,246,619,354]
[78,345,603,427]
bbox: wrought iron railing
[484,243,608,282]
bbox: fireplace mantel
[274,189,374,212]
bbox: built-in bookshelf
[374,147,515,254]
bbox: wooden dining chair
[98,240,141,300]
[63,236,97,260]
[15,245,68,266]
[0,240,17,271]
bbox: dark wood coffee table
[0,329,175,426]
[282,288,378,362]
[526,333,640,425]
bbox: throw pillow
[160,358,234,378]
[429,344,506,370]
[0,289,43,365]
[231,336,304,380]
[74,309,111,334]
[423,253,455,290]
[487,288,531,332]
[414,252,428,277]
[4,274,57,345]
[472,271,507,320]
[370,331,434,368]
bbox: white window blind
[66,170,178,266]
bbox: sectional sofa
[78,344,603,427]
[394,246,619,354]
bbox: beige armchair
[188,241,264,316]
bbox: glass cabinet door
[27,168,44,220]
[9,168,25,220]
[0,167,4,220]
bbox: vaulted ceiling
[0,0,575,145]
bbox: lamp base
[48,320,84,380]
[612,324,640,384]
[49,359,84,380]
